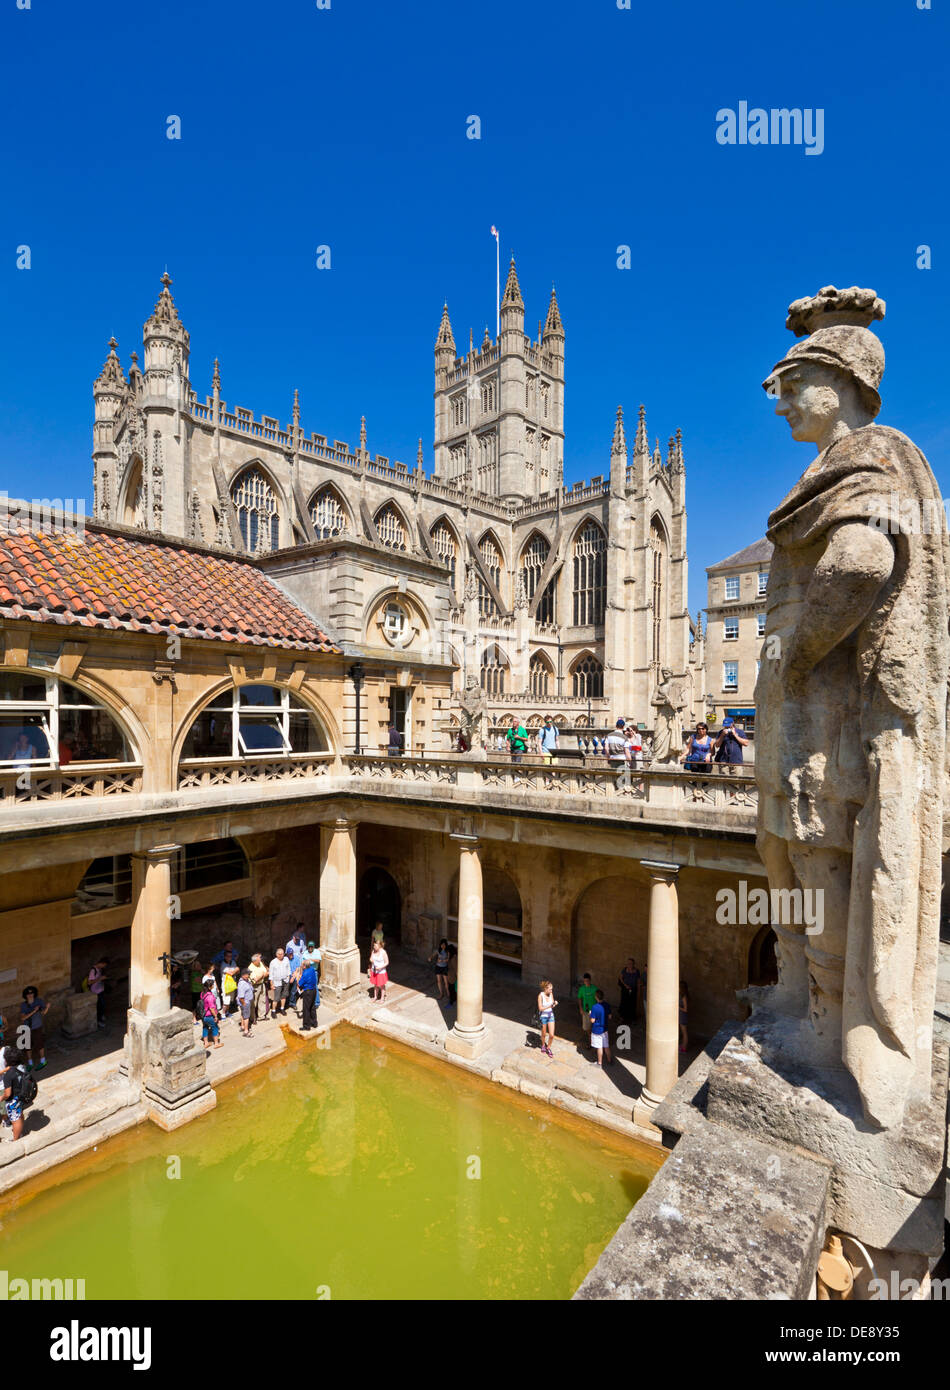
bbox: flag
[490,225,498,239]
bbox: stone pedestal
[61,991,98,1039]
[122,1007,216,1131]
[319,818,362,1001]
[703,1009,948,1257]
[445,833,491,1060]
[640,860,680,1110]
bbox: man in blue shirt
[589,989,612,1068]
[539,719,559,763]
[298,962,319,1032]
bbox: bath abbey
[0,269,946,1307]
[90,265,703,748]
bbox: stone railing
[0,763,144,805]
[177,752,336,790]
[343,754,758,816]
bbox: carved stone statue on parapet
[458,672,487,754]
[755,284,949,1131]
[650,668,687,764]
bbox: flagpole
[492,226,500,337]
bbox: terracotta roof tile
[0,525,340,654]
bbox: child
[577,973,598,1043]
[199,982,222,1051]
[590,989,612,1067]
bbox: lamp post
[349,662,365,756]
[556,638,563,697]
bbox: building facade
[703,538,773,731]
[91,265,704,745]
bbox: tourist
[713,716,749,774]
[298,957,320,1031]
[87,957,109,1030]
[447,945,458,1007]
[236,968,254,1037]
[624,724,643,769]
[19,986,49,1069]
[1,1046,28,1140]
[537,979,557,1057]
[577,972,598,1043]
[605,719,627,766]
[505,718,528,764]
[212,939,236,971]
[285,924,308,1002]
[430,938,450,1001]
[189,960,203,1012]
[539,717,559,763]
[248,952,269,1022]
[302,940,322,981]
[387,723,403,758]
[268,947,291,1016]
[590,989,612,1066]
[680,980,690,1053]
[682,722,712,771]
[170,960,182,1009]
[618,958,640,1024]
[219,949,240,1017]
[199,980,222,1051]
[368,938,389,1003]
[200,964,222,1018]
[285,946,300,1010]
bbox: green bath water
[0,1027,661,1300]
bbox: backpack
[13,1066,37,1107]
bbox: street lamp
[349,662,365,756]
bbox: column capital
[641,859,679,882]
[131,843,182,864]
[328,817,358,833]
[450,832,480,848]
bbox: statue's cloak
[756,424,949,1125]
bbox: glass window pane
[0,716,51,763]
[238,685,282,708]
[58,707,129,763]
[183,710,232,759]
[288,711,325,753]
[238,718,286,752]
[0,673,48,703]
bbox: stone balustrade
[0,763,144,806]
[177,752,335,790]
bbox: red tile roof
[0,523,340,653]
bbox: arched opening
[231,465,280,554]
[520,532,556,623]
[477,532,505,617]
[359,866,401,945]
[572,520,606,626]
[571,874,647,1005]
[309,484,349,539]
[448,864,523,969]
[374,503,408,552]
[529,651,553,698]
[122,457,146,528]
[430,519,460,596]
[0,670,137,768]
[180,683,330,764]
[649,517,669,673]
[747,925,778,987]
[570,652,604,700]
[480,644,509,697]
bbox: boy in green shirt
[577,973,598,1037]
[505,720,528,764]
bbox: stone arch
[447,860,523,967]
[308,481,353,538]
[649,513,670,672]
[569,650,604,699]
[529,649,554,698]
[571,872,648,995]
[373,500,411,551]
[229,461,285,554]
[120,455,146,528]
[359,865,402,943]
[173,678,337,771]
[571,517,607,626]
[480,643,509,697]
[747,924,778,987]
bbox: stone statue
[458,672,487,752]
[756,285,949,1130]
[650,668,687,764]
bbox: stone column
[319,818,362,1000]
[124,843,215,1130]
[640,860,680,1111]
[445,833,491,1059]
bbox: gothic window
[572,520,606,625]
[571,653,604,700]
[650,519,668,670]
[309,484,348,539]
[526,374,536,410]
[480,645,508,697]
[430,521,459,593]
[481,377,496,414]
[478,533,504,618]
[123,458,146,529]
[529,651,552,698]
[521,533,556,624]
[477,431,498,494]
[540,381,550,419]
[231,466,280,554]
[449,444,466,482]
[451,394,466,428]
[374,503,408,551]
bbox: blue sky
[2,0,947,617]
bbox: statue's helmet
[762,286,886,419]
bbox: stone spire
[359,415,367,452]
[481,324,491,351]
[652,438,662,472]
[145,271,188,343]
[212,358,221,391]
[666,435,677,470]
[611,405,627,458]
[435,302,455,352]
[634,404,649,459]
[94,337,127,392]
[416,438,425,473]
[672,426,685,473]
[501,255,524,309]
[292,388,300,429]
[543,284,564,339]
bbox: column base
[121,1006,215,1132]
[445,1024,492,1060]
[145,1086,217,1131]
[321,946,363,1002]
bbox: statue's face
[771,362,846,444]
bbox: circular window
[382,601,409,646]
